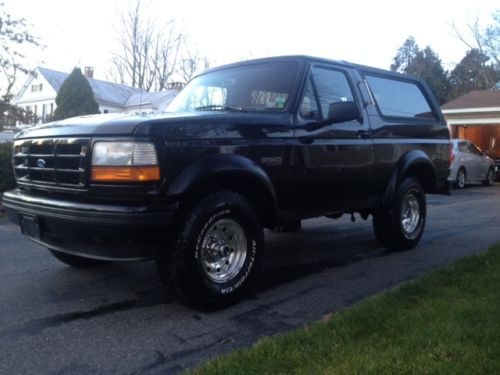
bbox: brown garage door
[454,125,500,158]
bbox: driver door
[292,65,374,212]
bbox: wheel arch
[383,149,437,207]
[166,154,278,229]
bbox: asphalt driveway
[1,184,500,374]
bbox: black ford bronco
[4,56,450,308]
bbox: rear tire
[49,250,109,268]
[455,168,466,189]
[373,177,426,251]
[156,190,264,309]
[482,168,495,186]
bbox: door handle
[357,130,371,139]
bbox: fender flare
[383,149,436,206]
[166,154,278,227]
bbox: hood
[15,111,293,140]
[14,112,200,139]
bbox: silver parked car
[449,139,496,189]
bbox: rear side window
[365,75,437,121]
[458,142,469,153]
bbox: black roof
[198,55,417,81]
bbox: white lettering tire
[156,190,264,309]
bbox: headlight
[91,142,160,182]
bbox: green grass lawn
[191,245,500,374]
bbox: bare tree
[452,11,499,67]
[0,2,42,98]
[108,0,184,92]
[450,12,500,94]
[178,46,211,83]
[0,3,41,127]
[484,11,499,66]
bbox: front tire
[482,168,495,186]
[49,250,109,268]
[156,190,264,309]
[373,177,426,251]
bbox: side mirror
[327,101,361,124]
[302,100,361,132]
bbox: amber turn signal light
[91,166,160,182]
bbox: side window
[299,78,320,120]
[310,68,354,120]
[365,75,437,121]
[458,142,469,153]
[468,143,482,156]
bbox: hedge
[0,142,15,193]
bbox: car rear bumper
[2,189,177,261]
[435,178,451,195]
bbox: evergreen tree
[53,68,99,120]
[449,49,499,100]
[390,37,419,73]
[405,47,451,104]
[391,38,450,104]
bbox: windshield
[167,61,300,113]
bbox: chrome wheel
[400,192,420,238]
[200,218,247,283]
[457,169,466,189]
[156,190,264,308]
[373,177,426,251]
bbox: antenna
[140,89,143,113]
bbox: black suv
[4,56,450,308]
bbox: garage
[442,90,500,175]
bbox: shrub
[53,67,99,120]
[0,142,15,193]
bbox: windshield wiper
[194,105,246,112]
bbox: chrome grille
[13,138,90,189]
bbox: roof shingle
[37,67,177,109]
[442,90,500,110]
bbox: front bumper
[2,189,178,261]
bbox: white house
[15,67,180,125]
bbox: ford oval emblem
[36,159,46,168]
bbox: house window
[26,106,32,124]
[31,83,43,92]
[50,103,54,116]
